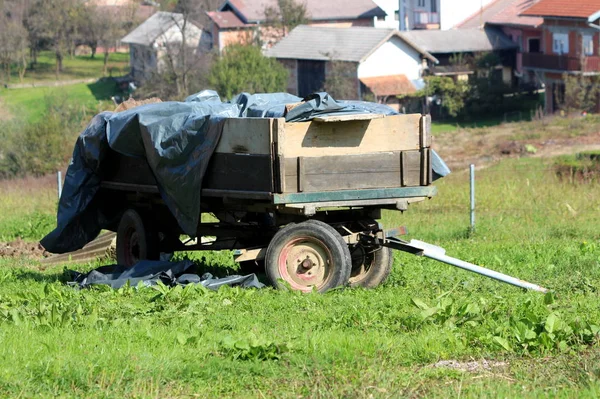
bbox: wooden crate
[204,113,432,197]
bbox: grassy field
[0,154,599,397]
[4,51,130,84]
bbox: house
[121,12,211,81]
[399,27,519,83]
[456,0,544,86]
[207,0,387,52]
[265,25,437,109]
[373,0,401,28]
[399,0,496,31]
[520,0,600,112]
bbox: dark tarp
[67,260,264,290]
[41,91,445,254]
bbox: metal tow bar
[380,236,549,293]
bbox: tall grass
[0,156,599,397]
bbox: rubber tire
[116,209,159,267]
[348,245,394,288]
[265,221,351,293]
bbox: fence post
[470,164,475,232]
[57,171,63,200]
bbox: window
[552,33,569,54]
[417,0,425,7]
[394,10,399,21]
[377,15,385,21]
[431,0,437,13]
[583,35,594,56]
[528,38,541,53]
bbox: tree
[208,44,288,99]
[419,76,469,117]
[25,0,83,76]
[560,74,600,114]
[0,15,29,83]
[323,59,358,99]
[263,0,309,46]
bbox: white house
[399,0,496,30]
[265,25,437,108]
[121,12,211,81]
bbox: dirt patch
[433,121,600,171]
[431,359,508,373]
[0,239,49,259]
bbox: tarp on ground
[40,91,446,254]
[67,260,265,290]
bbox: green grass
[0,157,599,397]
[4,51,129,84]
[0,80,119,122]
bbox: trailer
[97,112,547,293]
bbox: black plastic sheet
[67,260,265,290]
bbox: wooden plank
[273,118,286,193]
[203,153,273,192]
[284,152,402,193]
[420,114,432,148]
[420,149,429,186]
[312,113,384,123]
[281,114,422,158]
[201,189,272,200]
[214,118,273,155]
[273,186,438,205]
[401,151,421,187]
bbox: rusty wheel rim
[349,245,375,284]
[278,237,333,292]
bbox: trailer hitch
[373,234,549,293]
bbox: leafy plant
[219,334,292,361]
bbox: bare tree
[264,0,309,42]
[0,5,29,83]
[25,0,83,77]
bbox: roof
[458,0,544,29]
[221,0,386,23]
[360,75,418,96]
[122,12,191,46]
[265,25,437,63]
[398,28,518,54]
[206,11,246,28]
[520,0,600,20]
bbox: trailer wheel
[265,221,351,293]
[116,209,159,267]
[348,245,393,288]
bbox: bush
[208,44,288,99]
[0,95,87,178]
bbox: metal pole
[57,171,62,200]
[422,249,548,293]
[470,164,475,232]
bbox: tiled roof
[207,11,246,28]
[360,75,418,96]
[265,25,436,63]
[520,0,600,19]
[399,27,517,54]
[458,0,543,29]
[222,0,386,23]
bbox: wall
[438,0,494,30]
[278,58,298,94]
[357,36,422,81]
[372,0,400,29]
[130,44,156,81]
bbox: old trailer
[97,112,547,293]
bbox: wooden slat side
[401,151,421,187]
[214,118,273,155]
[284,152,405,193]
[203,153,273,192]
[281,114,421,158]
